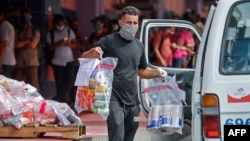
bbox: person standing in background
[46,14,76,103]
[88,15,112,47]
[0,8,16,78]
[14,8,40,91]
[172,35,188,68]
[178,28,196,68]
[152,27,174,67]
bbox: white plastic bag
[0,85,34,129]
[142,76,186,135]
[74,58,100,86]
[47,100,82,125]
[74,57,118,119]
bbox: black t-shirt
[95,32,147,105]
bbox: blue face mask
[93,23,101,31]
[119,24,138,40]
[23,16,31,24]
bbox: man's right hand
[81,47,103,58]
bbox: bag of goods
[32,100,57,125]
[0,75,44,106]
[142,76,186,135]
[0,75,83,128]
[74,57,118,119]
[0,85,34,129]
[47,100,82,126]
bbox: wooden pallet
[0,123,86,140]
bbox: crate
[0,123,86,140]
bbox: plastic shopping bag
[141,76,186,135]
[0,75,83,128]
[74,57,118,119]
[0,85,34,129]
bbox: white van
[138,0,250,140]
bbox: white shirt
[46,27,76,66]
[0,21,16,65]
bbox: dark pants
[107,101,140,141]
[53,62,75,103]
[69,65,79,103]
[173,58,183,68]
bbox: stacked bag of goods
[141,76,186,135]
[74,57,118,119]
[0,75,82,129]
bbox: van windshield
[221,2,250,74]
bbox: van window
[221,2,250,74]
[148,26,200,68]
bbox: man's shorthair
[120,6,140,18]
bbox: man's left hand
[157,68,167,81]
